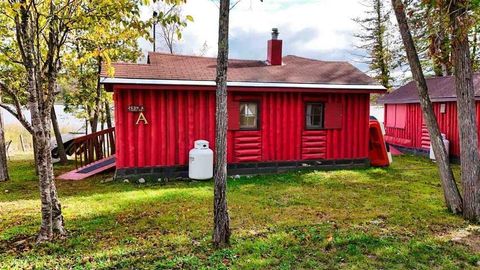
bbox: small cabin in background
[100,30,385,180]
[378,74,480,159]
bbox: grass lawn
[0,155,479,269]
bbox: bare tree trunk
[90,57,103,134]
[448,0,480,222]
[16,0,66,242]
[34,106,66,242]
[213,0,231,248]
[105,101,112,129]
[0,94,9,182]
[32,134,39,175]
[51,107,68,164]
[391,0,463,213]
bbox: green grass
[0,155,479,269]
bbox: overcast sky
[139,0,370,71]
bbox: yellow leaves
[2,2,22,18]
[186,15,194,22]
[102,53,116,77]
[176,29,182,40]
[107,66,115,78]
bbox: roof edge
[100,77,386,91]
[377,97,473,104]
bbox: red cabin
[100,31,385,179]
[378,74,480,159]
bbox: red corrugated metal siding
[114,88,370,169]
[384,101,480,157]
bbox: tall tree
[7,0,70,242]
[0,0,186,243]
[355,0,397,90]
[62,17,144,134]
[152,4,193,54]
[213,0,231,248]
[424,1,453,76]
[391,0,463,213]
[62,1,188,134]
[0,93,8,182]
[447,0,480,222]
[399,0,453,76]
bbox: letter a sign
[128,105,148,125]
[136,112,148,125]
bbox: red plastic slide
[369,118,390,167]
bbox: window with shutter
[239,102,259,130]
[323,102,343,129]
[305,103,324,129]
[228,100,240,130]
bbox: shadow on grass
[1,155,474,269]
[1,220,478,269]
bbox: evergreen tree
[354,0,397,90]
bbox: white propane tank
[189,140,213,180]
[429,133,449,160]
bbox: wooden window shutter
[385,104,396,128]
[324,102,343,129]
[228,100,240,130]
[395,104,407,129]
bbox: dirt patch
[0,234,35,254]
[439,225,480,253]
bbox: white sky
[139,0,370,70]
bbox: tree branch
[0,82,34,134]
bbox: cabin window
[239,102,258,129]
[440,103,446,114]
[386,104,407,129]
[305,103,324,129]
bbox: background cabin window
[306,103,324,129]
[240,102,258,129]
[386,104,407,129]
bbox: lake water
[2,105,86,132]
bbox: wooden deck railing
[73,128,115,169]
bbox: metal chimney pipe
[271,28,279,40]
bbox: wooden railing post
[71,127,115,169]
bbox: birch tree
[6,0,71,242]
[0,0,185,243]
[391,0,463,213]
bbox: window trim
[239,101,260,130]
[305,102,325,130]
